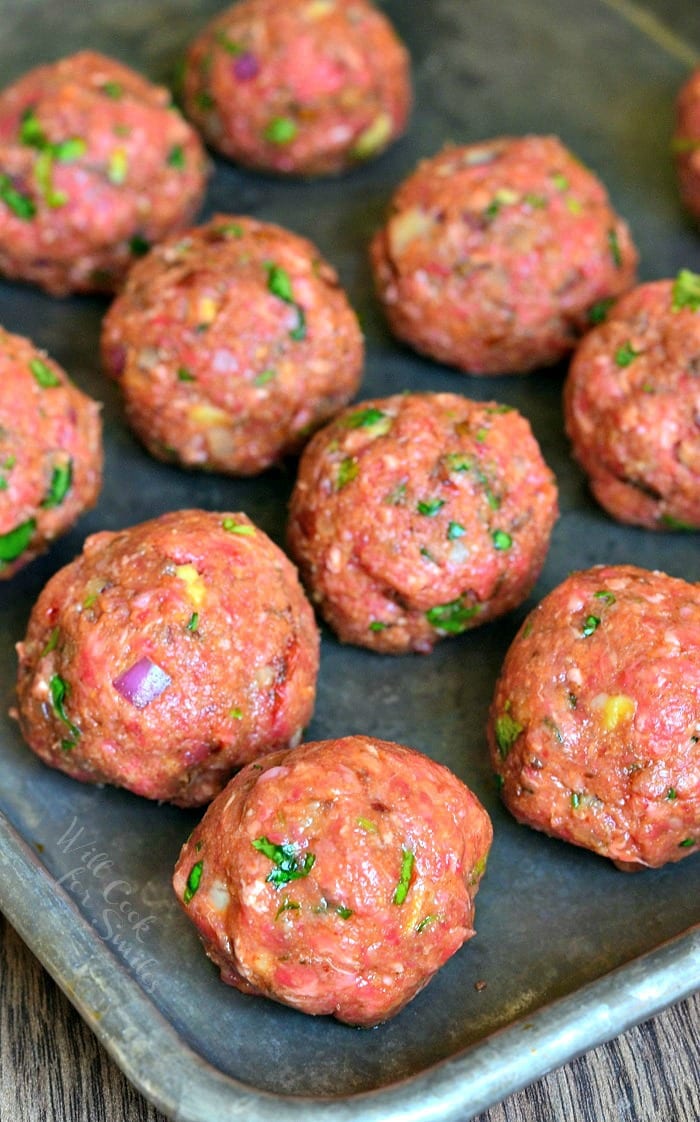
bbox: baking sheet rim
[2,809,699,1122]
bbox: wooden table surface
[1,911,698,1121]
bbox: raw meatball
[181,0,411,177]
[0,326,101,579]
[674,66,700,221]
[0,50,208,296]
[564,272,700,530]
[172,734,492,1026]
[369,135,638,375]
[488,564,700,870]
[100,215,364,475]
[287,392,558,653]
[14,509,319,806]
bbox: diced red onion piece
[232,52,259,81]
[113,657,171,709]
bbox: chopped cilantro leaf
[222,518,255,535]
[447,521,466,540]
[266,262,294,302]
[336,457,359,489]
[491,529,512,550]
[41,460,72,508]
[494,711,523,758]
[49,673,80,743]
[588,298,614,325]
[30,357,61,387]
[101,81,123,99]
[426,596,479,634]
[177,366,195,382]
[0,175,36,220]
[343,407,391,433]
[167,144,186,169]
[264,116,297,145]
[252,835,316,888]
[672,269,700,312]
[392,849,414,905]
[417,498,445,516]
[582,614,600,636]
[614,341,640,366]
[183,859,203,903]
[0,518,36,564]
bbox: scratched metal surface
[0,2,699,1120]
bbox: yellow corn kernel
[196,296,218,326]
[175,563,206,607]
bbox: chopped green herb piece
[54,137,86,163]
[29,357,61,387]
[252,835,316,888]
[491,529,512,550]
[214,30,244,54]
[494,712,523,758]
[417,498,445,516]
[216,221,244,238]
[229,707,243,720]
[447,521,466,540]
[570,792,581,809]
[183,859,203,903]
[419,546,437,564]
[614,341,640,367]
[593,589,616,604]
[475,427,489,443]
[264,116,298,145]
[275,899,301,918]
[0,518,36,563]
[41,627,60,656]
[666,788,678,801]
[101,81,123,98]
[19,108,46,147]
[494,772,505,791]
[253,368,276,386]
[343,407,391,433]
[266,262,294,302]
[195,90,215,111]
[129,234,150,257]
[167,144,186,169]
[524,192,547,208]
[415,914,439,933]
[222,518,255,535]
[356,816,377,832]
[0,175,36,220]
[49,673,81,742]
[444,453,471,473]
[186,612,199,632]
[426,596,479,634]
[392,849,414,905]
[385,481,407,505]
[41,460,72,508]
[289,303,307,341]
[177,366,195,382]
[659,513,696,531]
[679,838,696,848]
[565,196,583,215]
[588,298,614,325]
[34,149,66,207]
[608,228,622,268]
[336,457,359,489]
[671,268,700,312]
[335,904,353,920]
[582,614,601,636]
[551,172,569,191]
[369,620,389,632]
[107,149,128,184]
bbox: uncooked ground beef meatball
[564,271,700,530]
[369,135,638,375]
[100,215,364,475]
[14,509,319,806]
[181,0,411,177]
[0,325,101,579]
[287,392,558,654]
[674,66,700,221]
[488,564,700,870]
[0,50,208,295]
[172,734,492,1026]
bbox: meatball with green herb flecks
[100,215,364,475]
[564,271,700,530]
[286,392,558,653]
[0,50,208,295]
[369,135,638,375]
[488,564,700,870]
[0,325,101,578]
[180,0,411,178]
[172,734,492,1026]
[14,509,319,805]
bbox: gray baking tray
[0,1,699,1119]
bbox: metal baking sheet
[0,1,699,1119]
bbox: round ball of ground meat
[172,733,492,1026]
[564,272,700,530]
[0,325,101,579]
[100,215,364,475]
[180,0,411,177]
[14,509,319,806]
[0,50,209,296]
[674,67,700,222]
[488,564,700,870]
[369,135,638,375]
[287,392,558,654]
